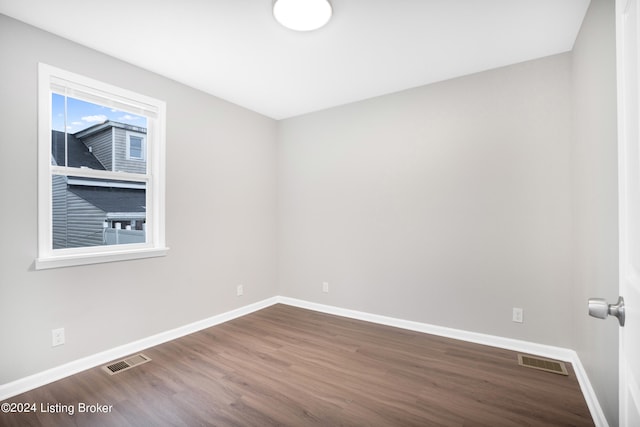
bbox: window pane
[129,136,143,159]
[52,175,146,249]
[51,93,67,166]
[51,93,147,172]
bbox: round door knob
[588,296,625,326]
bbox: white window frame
[37,63,168,269]
[126,131,146,161]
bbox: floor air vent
[103,354,151,375]
[518,354,568,376]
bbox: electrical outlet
[237,284,244,296]
[322,282,329,293]
[52,328,65,347]
[512,307,524,323]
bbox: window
[126,131,146,161]
[37,64,168,269]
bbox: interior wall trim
[0,295,608,426]
[0,297,279,402]
[278,297,609,427]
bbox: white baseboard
[278,297,575,359]
[0,295,609,427]
[0,297,279,402]
[276,297,609,427]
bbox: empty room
[0,0,634,425]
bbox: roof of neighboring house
[74,120,146,139]
[51,130,106,170]
[68,185,146,214]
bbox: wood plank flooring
[0,304,594,426]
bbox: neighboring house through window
[37,64,168,269]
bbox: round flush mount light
[273,0,333,32]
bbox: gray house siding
[73,122,147,173]
[65,191,106,248]
[52,174,68,249]
[114,128,146,174]
[81,128,112,171]
[50,122,148,249]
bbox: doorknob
[588,296,625,326]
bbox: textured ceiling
[0,0,590,119]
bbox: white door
[617,0,640,424]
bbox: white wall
[0,14,278,385]
[0,5,620,423]
[277,53,574,346]
[571,0,619,425]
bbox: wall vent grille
[103,354,151,375]
[517,354,568,376]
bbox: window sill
[35,247,169,270]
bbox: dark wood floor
[1,304,593,426]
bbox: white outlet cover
[52,328,65,346]
[237,285,244,296]
[322,282,329,293]
[512,308,524,323]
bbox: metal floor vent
[103,354,151,375]
[518,354,568,376]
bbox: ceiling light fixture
[273,0,333,32]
